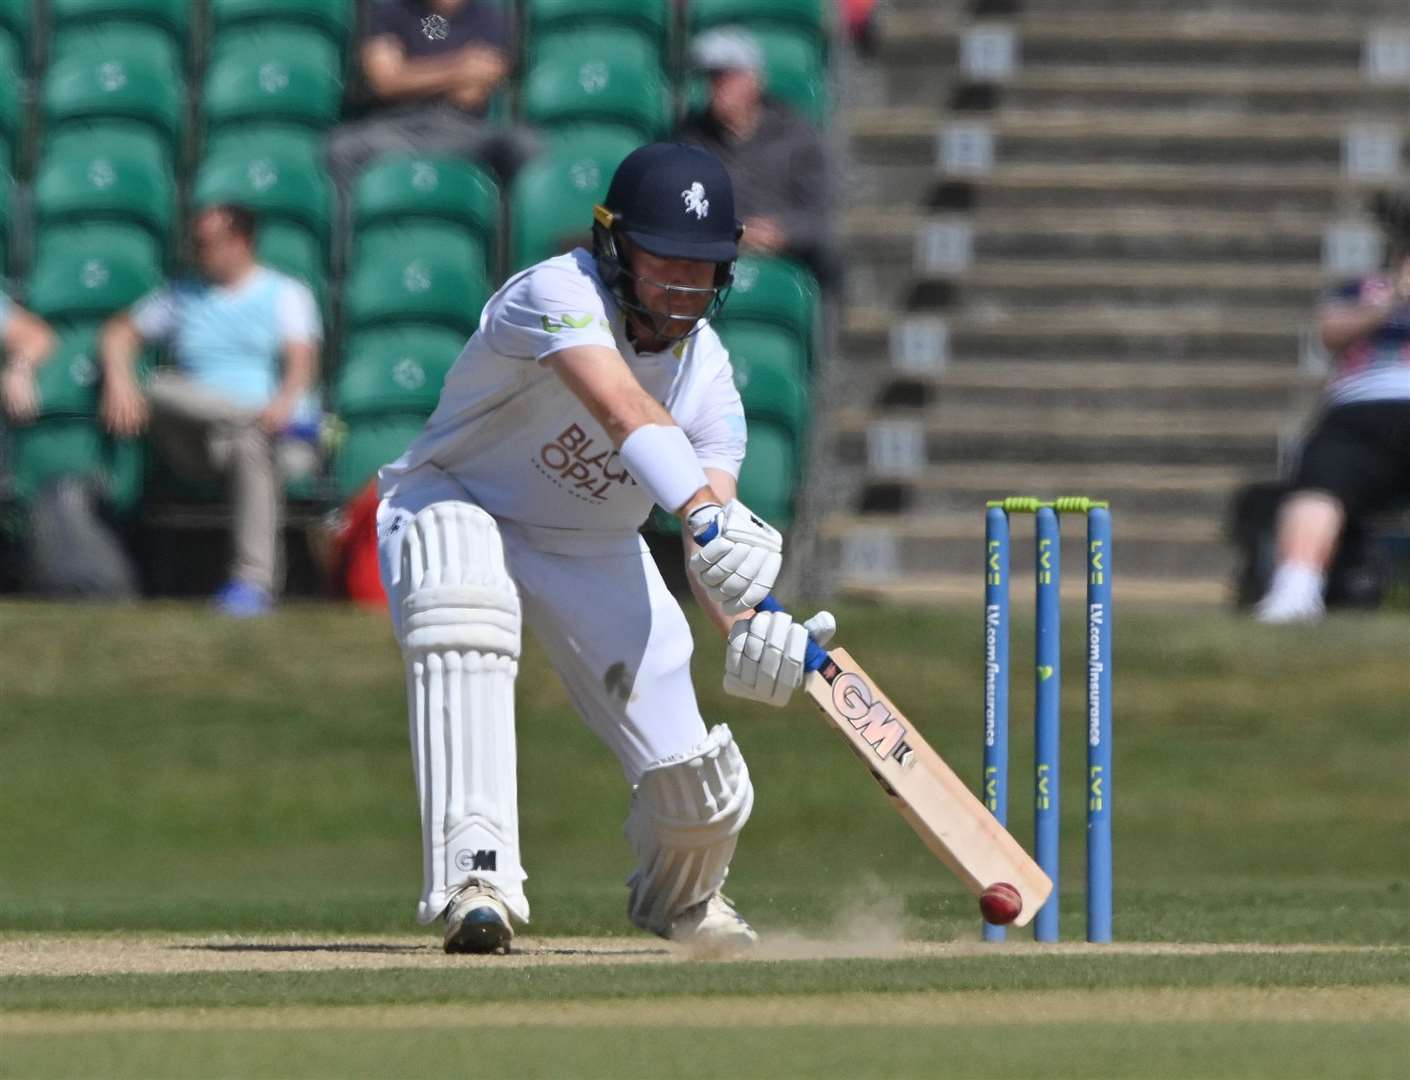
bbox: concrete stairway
[826,0,1410,604]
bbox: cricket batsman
[375,143,834,954]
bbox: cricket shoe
[664,892,758,955]
[443,882,513,955]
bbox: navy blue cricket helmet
[593,143,744,342]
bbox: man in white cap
[675,28,836,290]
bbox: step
[849,461,1261,518]
[843,305,1304,363]
[854,161,1377,216]
[996,67,1410,114]
[877,13,1382,104]
[852,110,1368,169]
[831,405,1287,470]
[985,0,1407,17]
[862,358,1319,412]
[819,511,1236,581]
[847,257,1326,310]
[845,207,1333,266]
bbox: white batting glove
[687,499,784,615]
[724,609,837,707]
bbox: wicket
[983,497,1113,943]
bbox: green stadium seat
[717,256,819,360]
[735,422,798,528]
[332,416,424,501]
[522,33,671,143]
[27,240,161,329]
[525,0,669,58]
[51,23,183,74]
[33,130,175,248]
[7,417,145,512]
[0,174,8,273]
[203,36,344,138]
[256,222,328,314]
[42,53,185,160]
[332,328,462,495]
[688,0,827,49]
[6,327,147,512]
[352,220,491,288]
[353,155,500,256]
[50,0,188,38]
[717,321,806,390]
[209,0,353,48]
[508,127,640,271]
[0,0,28,56]
[0,56,14,184]
[0,35,19,157]
[30,328,106,417]
[193,134,332,243]
[337,329,459,419]
[35,222,164,281]
[729,345,808,437]
[343,228,490,336]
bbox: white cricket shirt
[378,249,747,534]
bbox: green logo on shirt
[542,312,601,333]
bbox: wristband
[618,423,709,513]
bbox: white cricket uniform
[376,249,748,925]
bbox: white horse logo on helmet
[681,182,710,220]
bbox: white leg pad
[396,501,530,925]
[625,724,754,936]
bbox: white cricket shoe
[443,882,513,955]
[664,892,759,954]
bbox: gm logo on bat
[830,668,916,769]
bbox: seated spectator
[675,28,838,291]
[0,292,58,426]
[840,0,880,55]
[1255,247,1410,623]
[99,204,322,618]
[327,0,536,192]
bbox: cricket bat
[692,523,1052,925]
[801,640,1052,926]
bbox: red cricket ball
[980,882,1023,925]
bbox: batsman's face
[627,245,718,332]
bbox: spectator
[99,204,322,617]
[0,292,57,426]
[675,28,838,291]
[327,0,536,192]
[1255,248,1410,623]
[840,0,880,55]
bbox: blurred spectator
[1,292,58,426]
[327,0,536,190]
[675,28,838,291]
[1255,248,1410,623]
[99,205,322,617]
[840,0,880,54]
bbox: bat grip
[693,520,831,674]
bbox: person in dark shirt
[673,28,837,291]
[326,1,537,204]
[1256,249,1410,623]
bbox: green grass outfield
[1,599,1407,1078]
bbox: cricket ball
[979,882,1023,925]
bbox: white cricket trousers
[376,463,712,924]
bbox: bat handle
[755,596,831,673]
[693,520,831,674]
